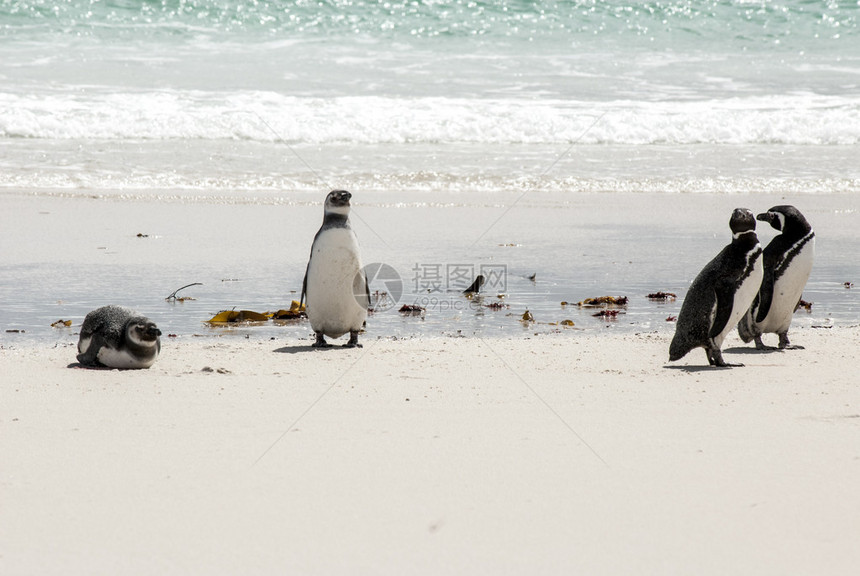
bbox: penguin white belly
[759,239,815,334]
[97,346,157,369]
[306,228,367,338]
[714,256,764,348]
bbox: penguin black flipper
[755,266,776,324]
[300,260,310,309]
[708,283,736,340]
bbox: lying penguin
[77,305,162,369]
[669,208,763,367]
[301,190,370,348]
[738,205,815,350]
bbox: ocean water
[1,0,859,343]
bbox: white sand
[2,328,859,575]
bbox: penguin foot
[754,336,778,351]
[709,349,743,368]
[312,333,332,348]
[778,333,803,349]
[344,331,362,348]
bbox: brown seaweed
[592,310,621,318]
[399,304,426,315]
[647,291,677,301]
[578,296,628,307]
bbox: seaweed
[399,304,426,315]
[578,296,628,307]
[592,310,621,318]
[647,291,677,301]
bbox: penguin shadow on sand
[272,342,357,355]
[723,345,788,356]
[663,348,765,372]
[67,361,122,370]
[721,344,797,367]
[663,362,736,373]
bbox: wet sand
[1,189,857,340]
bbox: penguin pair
[669,205,814,367]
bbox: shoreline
[2,189,858,341]
[2,328,859,574]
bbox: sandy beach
[2,326,859,575]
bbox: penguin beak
[756,212,771,222]
[145,324,162,338]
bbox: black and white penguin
[669,208,763,367]
[737,205,815,349]
[76,305,161,369]
[300,190,370,348]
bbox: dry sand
[2,327,859,575]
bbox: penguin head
[324,190,352,217]
[729,208,757,238]
[127,319,162,347]
[757,207,786,231]
[757,205,810,236]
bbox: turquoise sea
[1,0,858,341]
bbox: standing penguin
[77,305,162,369]
[301,190,370,348]
[669,208,763,367]
[737,205,815,350]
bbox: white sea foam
[2,90,858,146]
